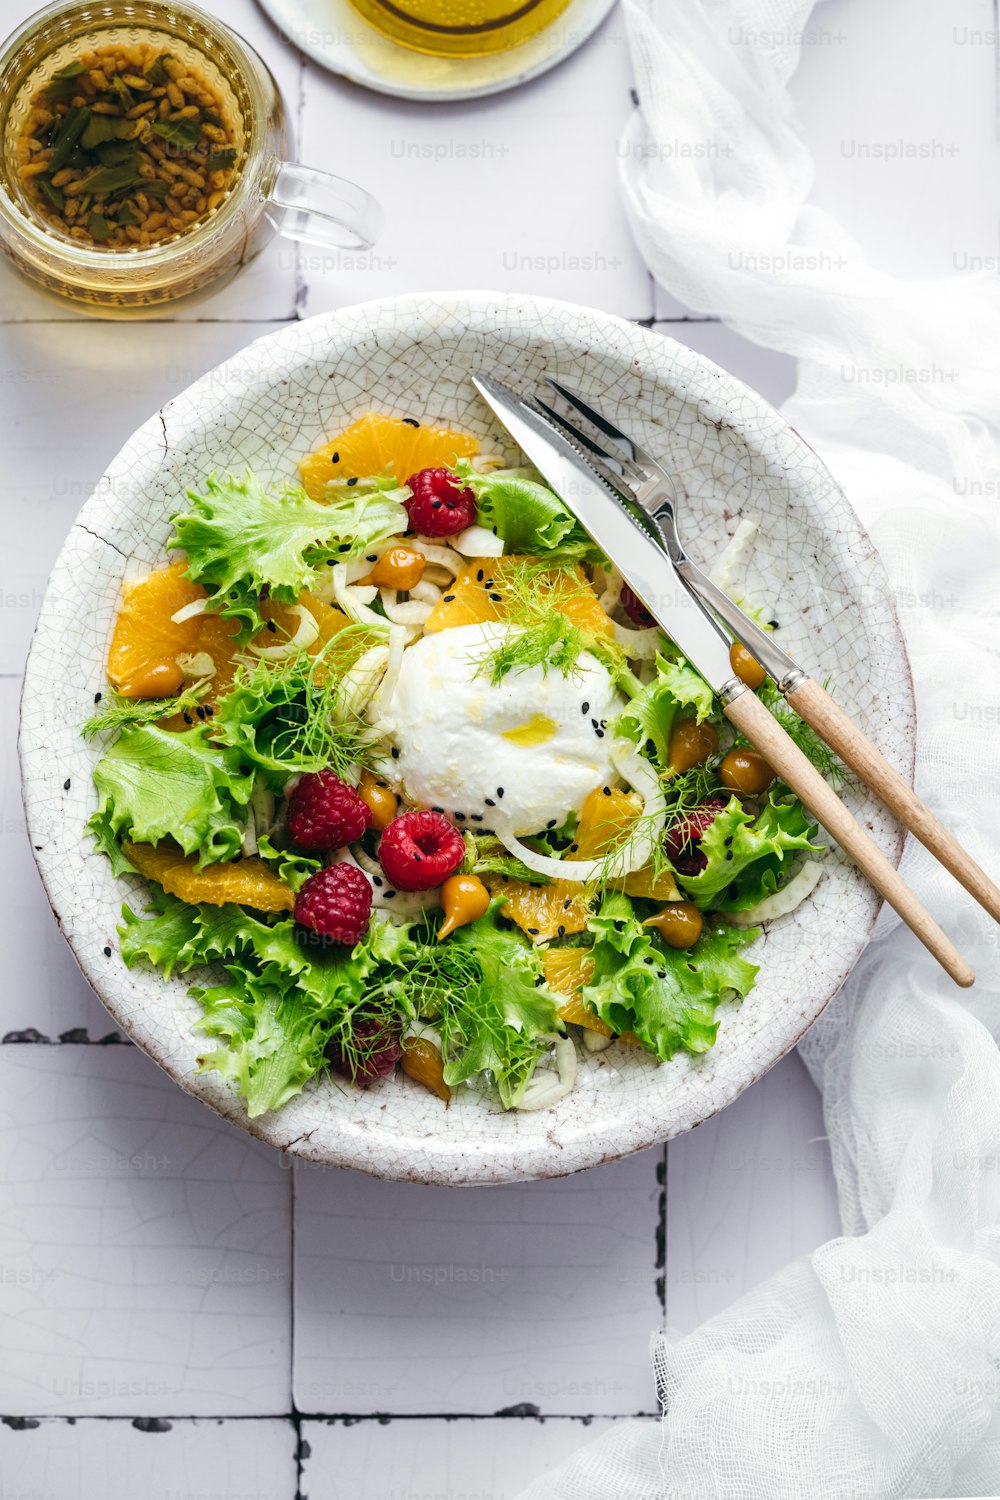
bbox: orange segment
[123,840,295,913]
[487,873,589,943]
[107,561,205,699]
[424,556,613,637]
[487,781,680,942]
[299,412,478,500]
[542,950,613,1037]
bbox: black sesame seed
[338,542,350,553]
[391,747,400,759]
[443,594,456,603]
[768,619,780,630]
[402,417,420,428]
[103,946,112,957]
[485,797,496,807]
[725,850,734,861]
[657,970,666,979]
[476,569,484,582]
[183,713,193,724]
[94,691,102,704]
[602,786,611,797]
[600,719,607,729]
[724,836,733,847]
[267,620,277,633]
[347,476,358,488]
[471,814,483,823]
[327,559,336,566]
[484,579,494,590]
[455,812,466,821]
[496,787,504,798]
[63,778,71,791]
[204,705,213,716]
[644,956,655,965]
[569,843,579,853]
[431,805,443,813]
[596,729,605,739]
[331,451,340,463]
[384,889,396,899]
[582,701,590,714]
[591,719,599,730]
[195,706,206,720]
[489,593,502,602]
[527,926,540,935]
[431,500,443,509]
[563,898,573,910]
[373,875,383,887]
[547,818,557,829]
[557,924,566,938]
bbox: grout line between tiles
[0,1411,659,1424]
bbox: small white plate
[255,0,618,102]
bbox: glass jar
[0,0,382,315]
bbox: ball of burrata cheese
[373,622,625,836]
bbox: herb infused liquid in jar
[0,0,381,314]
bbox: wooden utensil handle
[724,689,974,988]
[787,675,1000,925]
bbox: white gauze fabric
[514,1,1000,1496]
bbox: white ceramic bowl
[19,292,914,1184]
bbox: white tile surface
[1,680,109,1040]
[293,1151,661,1416]
[295,7,652,320]
[3,320,289,678]
[665,1051,841,1333]
[301,1415,637,1500]
[0,1045,291,1416]
[0,1417,296,1500]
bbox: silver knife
[471,371,974,987]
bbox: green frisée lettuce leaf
[615,652,716,767]
[426,901,563,1107]
[319,472,411,555]
[451,460,600,557]
[170,470,410,642]
[88,724,253,870]
[677,796,821,911]
[582,892,759,1060]
[120,894,411,1116]
[171,473,337,629]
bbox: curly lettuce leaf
[583,892,759,1060]
[89,724,253,870]
[433,900,562,1107]
[616,651,716,766]
[169,471,409,642]
[121,893,409,1116]
[677,795,821,911]
[451,460,599,557]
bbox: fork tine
[545,378,639,461]
[530,392,651,495]
[526,396,638,498]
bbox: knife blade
[473,375,742,699]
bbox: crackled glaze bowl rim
[19,292,915,1184]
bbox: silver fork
[523,376,1000,929]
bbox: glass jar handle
[264,161,382,251]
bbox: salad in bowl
[84,408,831,1120]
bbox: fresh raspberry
[287,770,372,852]
[378,809,465,891]
[327,1012,403,1085]
[294,864,372,944]
[664,796,729,876]
[404,468,477,537]
[620,581,655,628]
